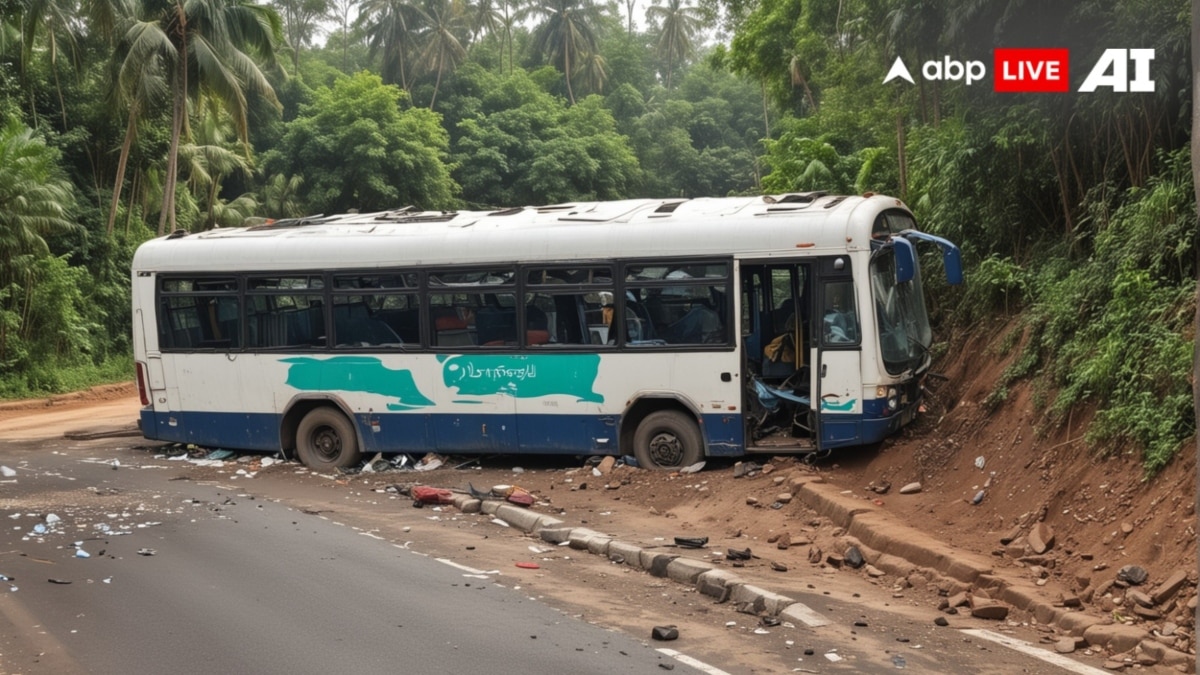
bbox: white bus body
[131,193,962,470]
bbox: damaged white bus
[131,193,962,471]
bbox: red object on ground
[515,562,540,569]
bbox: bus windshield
[871,248,931,375]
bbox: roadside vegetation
[0,0,1192,475]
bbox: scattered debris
[844,546,864,569]
[137,548,157,556]
[0,466,16,477]
[1117,565,1148,586]
[47,578,72,585]
[899,482,921,494]
[651,625,679,641]
[515,562,540,570]
[674,537,708,549]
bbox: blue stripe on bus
[141,409,746,457]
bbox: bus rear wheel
[296,408,362,470]
[633,410,702,471]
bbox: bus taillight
[135,362,150,406]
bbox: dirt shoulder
[2,374,1195,671]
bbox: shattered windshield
[871,248,931,375]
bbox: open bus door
[740,262,818,453]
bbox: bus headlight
[887,387,898,411]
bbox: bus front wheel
[633,410,702,471]
[296,408,362,470]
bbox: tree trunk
[107,104,139,236]
[159,3,188,235]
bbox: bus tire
[633,410,702,471]
[296,408,362,470]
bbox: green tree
[526,0,603,104]
[265,71,458,213]
[0,117,79,367]
[113,0,284,234]
[416,0,467,108]
[360,0,421,89]
[273,0,332,72]
[646,0,702,89]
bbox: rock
[1102,660,1125,670]
[775,492,793,504]
[1120,521,1134,535]
[771,561,788,572]
[933,616,949,626]
[1028,522,1055,554]
[1152,570,1189,605]
[999,526,1023,545]
[899,482,922,494]
[1054,638,1077,654]
[1059,593,1082,608]
[762,463,775,474]
[776,533,791,550]
[971,490,985,505]
[652,625,679,641]
[825,553,844,569]
[947,592,969,608]
[1132,605,1162,620]
[865,564,886,578]
[844,546,864,569]
[597,456,617,475]
[1128,589,1154,608]
[1118,565,1149,586]
[970,603,1010,620]
[746,496,759,506]
[808,547,822,564]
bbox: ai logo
[1078,49,1155,92]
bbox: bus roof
[132,193,911,272]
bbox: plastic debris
[824,652,843,663]
[206,449,235,460]
[111,459,120,470]
[515,562,540,569]
[753,628,770,635]
[679,461,706,474]
[48,578,72,585]
[0,466,15,477]
[137,548,157,556]
[75,549,90,559]
[33,524,46,535]
[972,490,985,505]
[621,455,639,468]
[491,518,510,527]
[893,654,906,669]
[674,536,708,549]
[45,513,60,525]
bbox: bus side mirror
[899,230,964,285]
[893,238,916,284]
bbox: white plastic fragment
[0,466,15,477]
[491,518,510,527]
[974,456,985,470]
[824,652,843,662]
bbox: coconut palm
[526,0,602,104]
[360,0,422,89]
[259,172,304,219]
[0,118,78,268]
[646,0,702,90]
[112,0,283,235]
[415,0,466,109]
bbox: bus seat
[526,305,549,330]
[476,306,517,345]
[526,329,550,345]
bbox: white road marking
[657,648,734,675]
[960,629,1114,674]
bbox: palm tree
[18,0,80,125]
[360,0,422,89]
[181,115,254,230]
[415,0,467,109]
[463,0,501,48]
[260,173,304,218]
[575,50,606,96]
[272,0,331,72]
[0,119,78,266]
[106,22,170,235]
[496,0,522,73]
[646,0,702,90]
[526,0,602,105]
[113,0,283,235]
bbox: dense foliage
[0,0,1193,474]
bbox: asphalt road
[0,430,1129,675]
[0,438,702,675]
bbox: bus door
[815,257,863,447]
[740,262,816,448]
[134,273,179,425]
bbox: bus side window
[822,281,859,345]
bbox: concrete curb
[470,480,1193,672]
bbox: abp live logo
[884,49,1155,93]
[994,48,1154,93]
